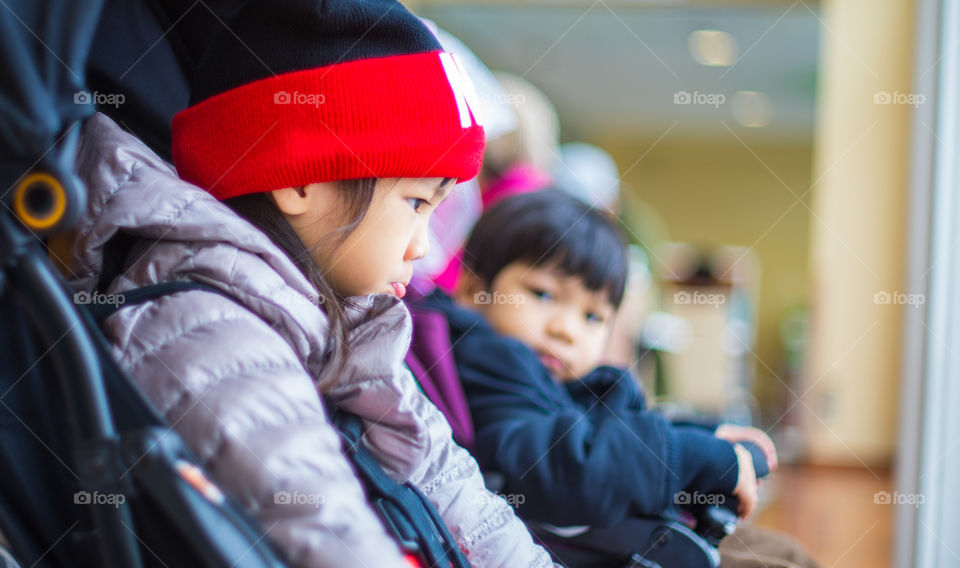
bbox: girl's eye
[407,197,429,212]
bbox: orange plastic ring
[13,172,66,230]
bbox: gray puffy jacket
[63,113,555,568]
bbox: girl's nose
[405,222,430,261]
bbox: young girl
[66,0,554,566]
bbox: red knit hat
[171,0,485,201]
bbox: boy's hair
[462,189,628,307]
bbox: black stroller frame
[1,189,142,567]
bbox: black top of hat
[189,0,441,105]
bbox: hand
[732,443,758,520]
[715,424,778,472]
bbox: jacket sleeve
[106,290,412,568]
[456,328,740,528]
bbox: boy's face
[457,261,617,382]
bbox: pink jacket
[64,113,554,568]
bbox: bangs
[463,189,628,307]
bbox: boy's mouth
[538,352,566,376]
[391,282,407,298]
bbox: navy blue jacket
[418,290,741,527]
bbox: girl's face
[274,177,452,298]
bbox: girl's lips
[391,282,407,298]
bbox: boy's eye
[407,197,429,212]
[585,312,606,324]
[528,287,553,301]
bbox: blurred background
[407,0,930,566]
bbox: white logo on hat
[439,52,483,129]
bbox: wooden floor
[750,465,893,568]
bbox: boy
[416,189,773,527]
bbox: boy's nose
[546,311,577,344]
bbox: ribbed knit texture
[173,51,484,198]
[171,0,485,199]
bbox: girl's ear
[271,186,312,216]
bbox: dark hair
[462,189,628,307]
[223,179,376,391]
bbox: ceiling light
[688,29,738,67]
